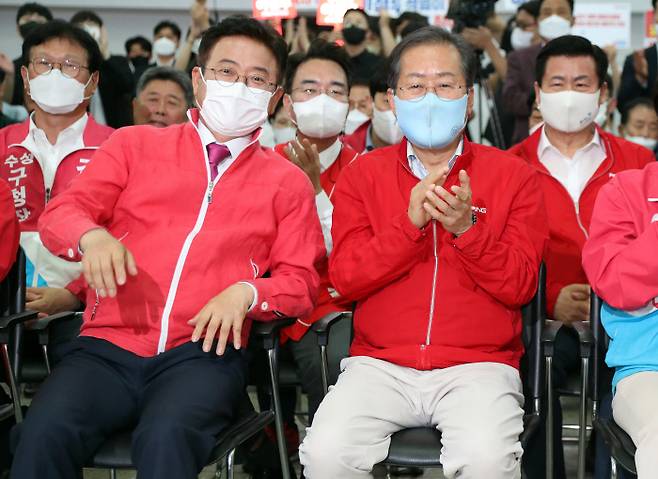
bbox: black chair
[18,310,296,479]
[589,294,637,478]
[313,264,550,477]
[0,248,38,424]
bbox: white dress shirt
[407,139,464,180]
[24,112,88,191]
[538,126,606,203]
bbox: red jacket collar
[515,124,614,174]
[6,113,113,149]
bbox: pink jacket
[582,162,658,311]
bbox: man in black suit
[617,0,658,113]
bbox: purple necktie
[206,143,231,181]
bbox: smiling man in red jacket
[508,35,653,479]
[299,27,548,479]
[10,17,324,479]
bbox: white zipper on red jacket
[155,120,261,354]
[425,221,439,345]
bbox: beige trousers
[612,371,658,479]
[299,356,524,479]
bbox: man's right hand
[553,283,591,324]
[408,167,449,229]
[633,50,649,85]
[79,229,137,298]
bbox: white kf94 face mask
[372,107,403,145]
[292,94,349,139]
[539,89,600,133]
[28,69,92,115]
[199,71,273,138]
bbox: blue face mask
[394,93,468,149]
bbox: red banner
[252,0,297,20]
[316,0,364,26]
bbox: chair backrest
[521,262,546,407]
[0,248,25,318]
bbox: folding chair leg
[226,448,235,479]
[577,357,589,479]
[42,344,51,374]
[320,344,330,396]
[546,355,554,479]
[610,456,618,479]
[109,469,117,479]
[267,347,291,479]
[1,343,22,423]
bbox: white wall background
[0,0,653,63]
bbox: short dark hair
[539,0,574,14]
[654,0,657,11]
[136,66,195,107]
[622,97,655,126]
[16,2,52,25]
[343,8,369,24]
[198,16,288,84]
[22,20,103,73]
[154,20,181,41]
[70,10,103,28]
[125,36,152,55]
[284,39,352,93]
[535,35,608,87]
[369,62,390,97]
[519,0,541,19]
[388,26,476,89]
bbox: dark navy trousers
[10,336,247,479]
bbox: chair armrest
[311,311,350,346]
[28,311,79,332]
[542,319,563,356]
[251,317,296,350]
[571,320,593,358]
[0,310,38,330]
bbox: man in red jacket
[508,35,654,479]
[343,65,404,153]
[10,17,324,479]
[0,21,114,317]
[0,179,19,282]
[273,40,359,423]
[299,27,548,479]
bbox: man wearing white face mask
[0,20,114,322]
[152,20,181,67]
[71,10,135,129]
[11,17,323,479]
[619,97,658,157]
[504,0,574,144]
[344,80,372,135]
[508,35,654,479]
[272,41,358,422]
[344,66,404,153]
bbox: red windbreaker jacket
[0,179,19,281]
[273,141,359,340]
[38,110,325,357]
[343,121,370,153]
[583,162,658,311]
[330,137,549,370]
[509,126,654,317]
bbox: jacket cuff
[399,213,427,243]
[450,220,487,258]
[62,220,103,262]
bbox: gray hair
[387,26,476,90]
[136,66,195,107]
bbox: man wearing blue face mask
[300,26,549,479]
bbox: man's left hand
[188,283,255,355]
[423,169,473,237]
